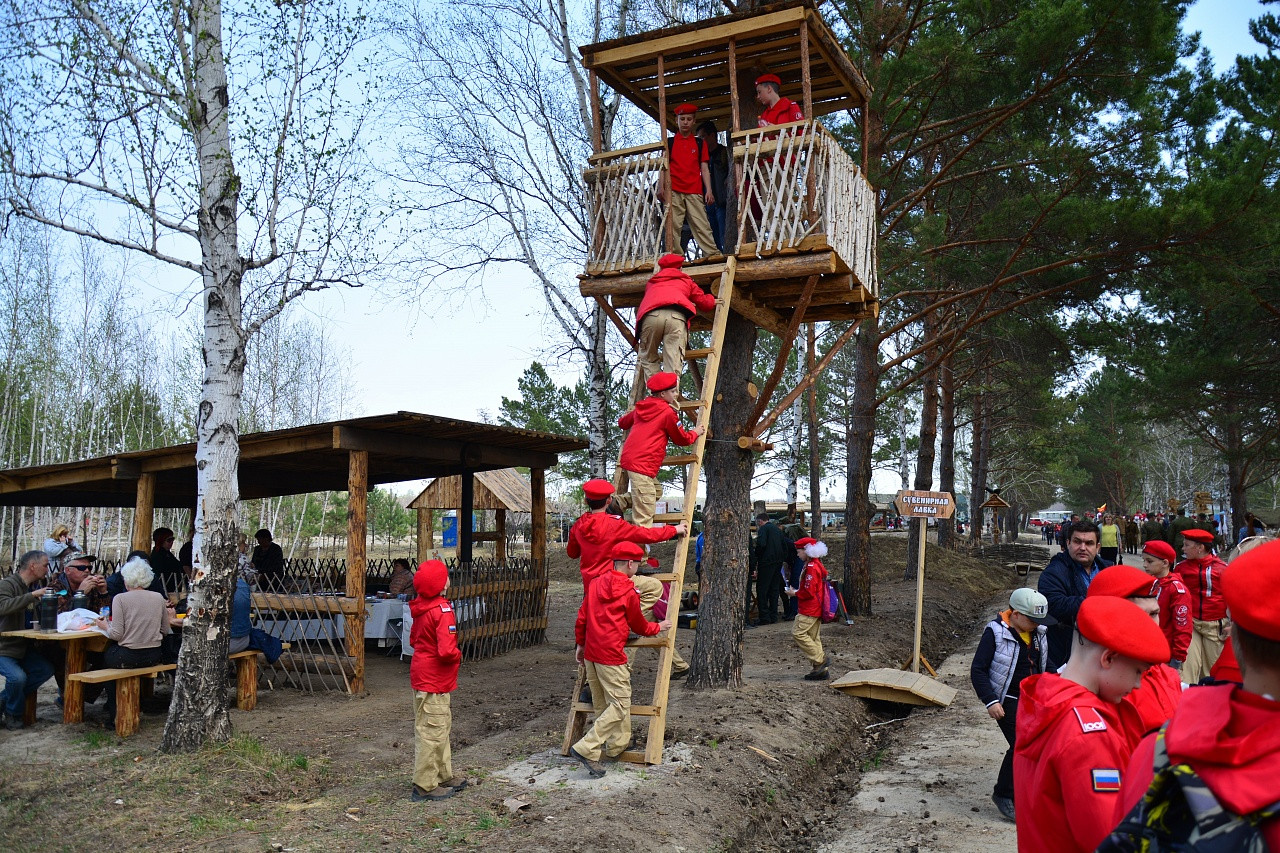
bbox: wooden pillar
[658,53,674,253]
[416,507,433,563]
[530,469,546,578]
[460,472,474,564]
[131,474,155,553]
[589,68,603,154]
[800,19,813,119]
[495,509,507,563]
[345,450,367,694]
[728,38,740,131]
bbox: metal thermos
[71,590,89,612]
[38,589,59,631]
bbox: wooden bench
[229,642,290,711]
[67,664,177,736]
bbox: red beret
[647,372,678,393]
[1142,540,1176,564]
[657,253,685,269]
[1182,529,1215,544]
[611,541,645,561]
[1087,565,1156,599]
[1222,539,1280,641]
[582,479,615,500]
[793,537,817,547]
[645,557,661,569]
[755,73,781,86]
[1076,597,1170,664]
[673,103,697,115]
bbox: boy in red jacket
[629,253,717,404]
[1106,539,1280,849]
[617,372,704,527]
[570,541,672,778]
[1013,596,1170,852]
[1139,539,1191,671]
[1176,527,1228,682]
[784,537,830,680]
[408,560,467,802]
[566,479,685,596]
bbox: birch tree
[1,0,386,750]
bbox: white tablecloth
[256,598,405,644]
[399,597,486,657]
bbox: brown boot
[569,747,607,778]
[411,784,455,802]
[444,776,469,791]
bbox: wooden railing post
[131,473,155,553]
[345,450,367,694]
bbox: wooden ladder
[562,256,737,766]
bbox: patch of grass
[76,731,113,750]
[764,786,777,804]
[474,813,508,831]
[708,738,719,750]
[188,813,241,836]
[860,747,888,772]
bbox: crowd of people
[970,510,1279,850]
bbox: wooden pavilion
[0,412,586,693]
[409,468,535,563]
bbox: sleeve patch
[1091,768,1121,792]
[440,603,452,612]
[447,624,457,634]
[1073,707,1108,733]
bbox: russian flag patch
[1092,768,1121,792]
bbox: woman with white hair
[93,556,178,723]
[784,537,832,680]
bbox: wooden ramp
[830,668,958,708]
[561,257,738,766]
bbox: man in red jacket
[1176,527,1228,682]
[1106,539,1280,849]
[618,372,703,527]
[570,541,672,778]
[1139,539,1191,670]
[1013,596,1170,852]
[408,560,467,802]
[566,479,686,596]
[629,253,717,405]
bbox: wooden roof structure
[0,412,586,509]
[410,469,533,513]
[580,0,871,130]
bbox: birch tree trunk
[586,303,610,478]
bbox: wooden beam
[730,288,791,340]
[496,509,507,562]
[658,53,673,251]
[728,37,740,131]
[346,450,368,694]
[579,251,841,297]
[131,473,155,553]
[589,68,603,155]
[800,18,813,119]
[744,274,819,431]
[755,319,863,438]
[596,295,638,349]
[416,507,432,563]
[460,471,474,564]
[332,425,560,471]
[530,468,546,579]
[581,8,806,70]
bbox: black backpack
[1098,724,1280,852]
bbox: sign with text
[895,490,956,519]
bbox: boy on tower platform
[617,371,703,528]
[1013,596,1170,852]
[662,103,719,261]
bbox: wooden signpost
[895,490,956,677]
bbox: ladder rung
[684,348,714,359]
[572,701,593,712]
[677,399,705,410]
[663,453,699,466]
[617,749,647,762]
[625,636,670,648]
[643,572,681,582]
[651,512,686,523]
[629,705,661,717]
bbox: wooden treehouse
[564,1,879,767]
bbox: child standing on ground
[409,559,468,802]
[969,588,1054,823]
[785,537,830,680]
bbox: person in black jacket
[1037,519,1111,669]
[752,513,789,625]
[697,120,731,252]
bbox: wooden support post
[62,636,87,724]
[236,655,259,711]
[728,38,740,132]
[589,68,603,155]
[530,469,546,578]
[346,449,368,694]
[657,54,673,253]
[495,509,507,563]
[131,473,155,553]
[116,676,141,737]
[460,472,474,565]
[728,37,742,251]
[800,19,813,119]
[911,516,926,674]
[416,508,432,563]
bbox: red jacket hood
[413,559,448,598]
[1017,673,1123,761]
[631,396,672,424]
[1165,684,1280,815]
[591,569,637,603]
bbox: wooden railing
[733,120,878,295]
[584,141,667,274]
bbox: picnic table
[249,594,405,645]
[1,628,109,723]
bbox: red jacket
[1116,684,1280,849]
[1120,663,1183,745]
[1175,554,1227,621]
[1152,573,1192,661]
[795,558,827,619]
[409,566,461,693]
[575,570,662,666]
[618,397,699,478]
[758,97,804,127]
[566,511,679,596]
[1211,638,1243,683]
[635,268,716,335]
[1014,673,1132,853]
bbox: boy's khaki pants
[414,691,453,790]
[1182,618,1226,683]
[632,574,688,673]
[626,470,662,528]
[631,307,688,404]
[574,661,633,761]
[793,614,825,667]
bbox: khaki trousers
[793,614,825,667]
[413,691,452,790]
[1182,618,1226,684]
[574,661,633,761]
[631,307,689,404]
[669,191,718,257]
[626,470,662,528]
[633,573,687,672]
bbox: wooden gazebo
[0,412,586,693]
[409,468,535,563]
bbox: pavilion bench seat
[67,664,177,737]
[229,642,290,711]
